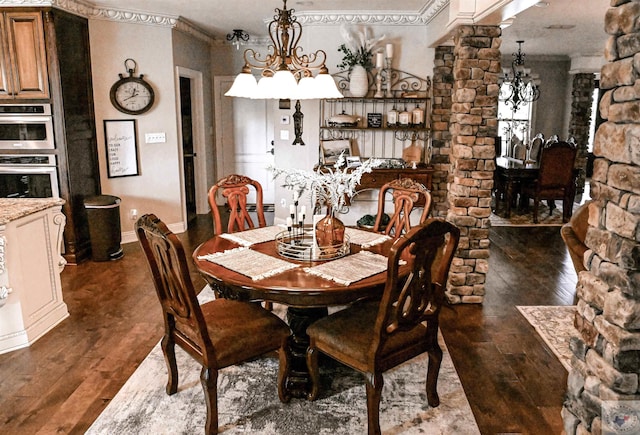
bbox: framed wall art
[104,119,140,178]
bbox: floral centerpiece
[270,154,377,245]
[269,153,377,216]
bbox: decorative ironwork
[499,41,540,111]
[331,68,431,99]
[226,29,250,49]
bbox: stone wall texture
[569,73,596,196]
[431,46,455,218]
[445,25,501,304]
[563,1,640,433]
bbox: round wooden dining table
[192,231,405,399]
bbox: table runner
[344,228,391,247]
[219,226,284,246]
[304,250,391,286]
[197,247,298,280]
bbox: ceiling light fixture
[499,40,540,111]
[224,0,343,100]
[226,29,250,50]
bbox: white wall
[89,19,184,240]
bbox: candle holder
[384,57,393,98]
[374,70,384,98]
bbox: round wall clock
[109,59,155,115]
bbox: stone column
[568,73,596,196]
[562,2,640,434]
[445,25,501,304]
[431,46,455,218]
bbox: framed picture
[367,113,382,128]
[104,119,139,178]
[321,139,352,164]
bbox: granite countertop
[0,198,66,225]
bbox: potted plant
[337,26,385,97]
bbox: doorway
[180,76,196,222]
[213,76,275,206]
[176,67,207,227]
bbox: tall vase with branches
[338,26,385,97]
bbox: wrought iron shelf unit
[320,69,432,161]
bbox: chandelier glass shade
[499,40,540,111]
[224,0,343,100]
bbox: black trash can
[84,195,124,261]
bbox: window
[497,82,535,157]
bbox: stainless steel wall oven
[0,154,59,198]
[0,104,54,150]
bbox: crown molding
[0,0,216,44]
[296,0,448,27]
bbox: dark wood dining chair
[306,219,460,435]
[208,174,267,235]
[373,177,432,238]
[135,214,291,435]
[521,140,578,223]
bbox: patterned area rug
[517,305,578,371]
[87,287,480,434]
[490,202,569,227]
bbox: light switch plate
[145,132,166,143]
[280,130,289,140]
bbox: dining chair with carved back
[208,174,267,236]
[521,140,578,223]
[372,177,432,239]
[305,218,460,435]
[135,214,291,435]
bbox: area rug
[517,305,578,371]
[87,287,480,434]
[490,202,570,227]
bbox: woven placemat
[219,226,284,246]
[198,247,298,280]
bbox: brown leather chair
[135,214,291,435]
[521,141,578,223]
[561,200,591,274]
[208,174,267,235]
[373,177,432,238]
[306,219,460,435]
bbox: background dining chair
[521,141,578,223]
[373,177,432,238]
[306,219,460,435]
[529,132,544,162]
[208,174,267,235]
[135,214,291,435]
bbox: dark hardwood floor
[0,215,576,434]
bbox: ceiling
[91,0,610,59]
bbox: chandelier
[225,0,343,100]
[499,40,540,111]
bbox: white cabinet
[0,199,67,354]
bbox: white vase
[349,65,369,98]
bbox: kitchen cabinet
[0,198,68,354]
[0,11,49,99]
[45,9,101,264]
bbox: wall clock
[109,58,155,115]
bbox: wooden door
[1,11,49,99]
[213,76,275,206]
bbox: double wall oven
[0,104,58,198]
